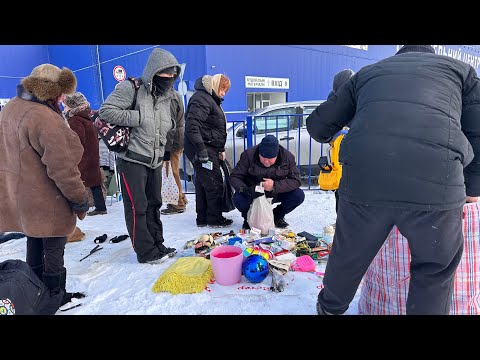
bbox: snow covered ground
[0,190,362,315]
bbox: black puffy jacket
[184,75,227,162]
[307,45,480,210]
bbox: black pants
[26,236,67,274]
[193,147,224,224]
[233,188,305,221]
[117,158,168,262]
[91,185,107,211]
[317,198,464,315]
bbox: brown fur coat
[0,88,88,237]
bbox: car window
[303,106,318,115]
[254,107,296,134]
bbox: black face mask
[153,75,175,96]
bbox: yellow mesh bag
[152,257,213,294]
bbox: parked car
[224,100,327,177]
[179,100,327,183]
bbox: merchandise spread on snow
[173,224,335,293]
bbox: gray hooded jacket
[98,47,184,169]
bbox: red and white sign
[113,65,126,82]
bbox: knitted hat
[396,45,435,55]
[21,64,77,101]
[64,92,89,109]
[333,69,355,92]
[259,135,279,159]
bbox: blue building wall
[48,45,101,108]
[206,45,480,116]
[205,45,399,114]
[1,44,480,115]
[0,45,49,98]
[48,45,207,110]
[0,45,207,109]
[95,45,206,109]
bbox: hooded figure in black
[184,74,232,227]
[307,45,480,315]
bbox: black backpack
[92,77,143,153]
[0,259,63,315]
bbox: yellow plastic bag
[152,257,213,294]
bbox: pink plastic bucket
[210,245,244,286]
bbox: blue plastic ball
[242,254,269,283]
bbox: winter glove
[68,200,89,220]
[110,234,130,243]
[240,186,264,200]
[68,200,89,211]
[94,234,108,244]
[163,151,171,161]
[195,149,209,163]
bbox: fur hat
[21,64,77,101]
[259,135,279,159]
[64,92,89,109]
[333,69,355,92]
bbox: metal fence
[176,113,327,194]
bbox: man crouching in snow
[0,63,88,308]
[230,135,305,230]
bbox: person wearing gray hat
[307,45,480,315]
[63,92,107,216]
[332,69,355,93]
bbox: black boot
[43,270,63,295]
[42,270,67,312]
[44,269,85,307]
[59,268,86,305]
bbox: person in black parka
[307,45,480,315]
[184,74,233,227]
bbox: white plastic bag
[161,161,179,205]
[247,195,275,235]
